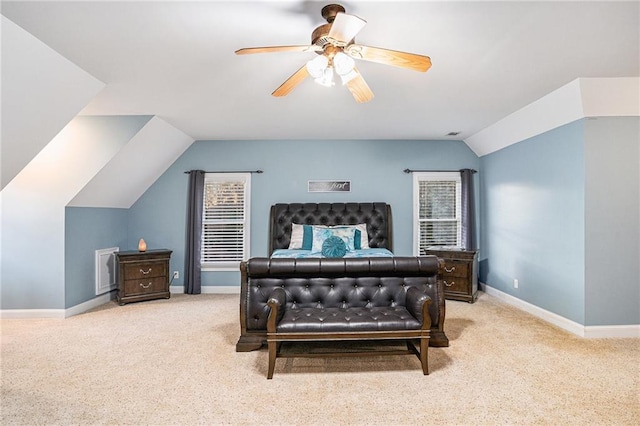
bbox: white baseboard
[0,291,115,319]
[482,284,640,338]
[64,291,115,318]
[170,285,240,294]
[0,308,66,319]
[583,325,640,338]
[1,287,240,319]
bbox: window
[201,173,250,270]
[413,172,461,254]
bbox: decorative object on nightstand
[423,247,478,303]
[116,249,172,305]
[137,238,147,252]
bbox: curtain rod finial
[403,169,411,174]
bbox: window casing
[413,172,462,254]
[201,173,250,271]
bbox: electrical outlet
[513,278,519,289]
[173,271,179,279]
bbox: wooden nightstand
[423,247,478,303]
[116,249,172,305]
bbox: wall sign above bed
[307,180,351,192]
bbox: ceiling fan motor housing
[311,23,333,47]
[321,4,346,23]
[312,4,352,54]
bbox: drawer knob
[140,268,152,275]
[140,282,152,289]
[444,280,455,287]
[444,266,455,273]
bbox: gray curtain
[460,169,477,250]
[185,170,205,294]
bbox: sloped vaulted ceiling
[0,15,104,190]
[1,1,637,149]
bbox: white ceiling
[2,0,638,142]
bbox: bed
[236,202,449,351]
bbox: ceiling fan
[235,3,432,103]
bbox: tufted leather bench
[242,256,442,378]
[275,306,422,333]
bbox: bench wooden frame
[266,297,432,379]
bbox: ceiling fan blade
[272,65,310,97]
[345,68,374,103]
[327,12,367,45]
[345,44,432,72]
[235,45,321,55]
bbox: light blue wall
[50,119,640,327]
[479,120,586,323]
[584,117,639,326]
[127,139,480,288]
[64,207,128,307]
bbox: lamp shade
[333,52,357,84]
[333,52,354,75]
[306,55,329,79]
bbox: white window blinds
[413,172,461,253]
[201,173,250,269]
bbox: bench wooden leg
[266,333,429,378]
[267,339,277,379]
[420,336,429,375]
[406,340,414,352]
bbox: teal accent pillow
[302,224,313,250]
[354,229,361,250]
[321,236,347,258]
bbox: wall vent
[95,247,119,295]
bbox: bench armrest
[266,287,287,333]
[406,286,432,330]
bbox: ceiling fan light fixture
[333,52,357,84]
[306,55,329,79]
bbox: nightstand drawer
[441,260,468,278]
[442,277,467,294]
[124,276,168,296]
[123,262,166,280]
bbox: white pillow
[288,223,314,249]
[354,223,370,249]
[288,223,304,249]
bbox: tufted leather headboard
[269,202,392,254]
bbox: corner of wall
[464,77,640,157]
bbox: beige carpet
[1,292,638,425]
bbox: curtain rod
[403,168,477,174]
[184,170,263,174]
